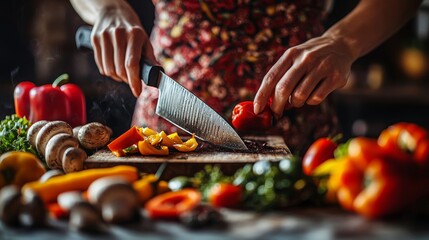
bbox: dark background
[1,0,429,139]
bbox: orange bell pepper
[377,122,429,164]
[333,137,429,219]
[145,189,201,219]
[107,126,145,153]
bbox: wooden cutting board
[85,135,291,179]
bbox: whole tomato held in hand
[208,183,243,208]
[231,101,273,132]
[302,137,338,175]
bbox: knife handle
[75,26,93,51]
[75,26,164,88]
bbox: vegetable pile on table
[1,107,429,233]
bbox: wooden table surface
[2,207,429,240]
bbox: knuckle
[125,56,139,69]
[263,72,277,85]
[129,26,145,38]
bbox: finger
[100,31,121,81]
[306,79,334,105]
[290,70,324,108]
[270,65,305,117]
[91,33,104,75]
[125,27,144,97]
[113,27,128,82]
[254,50,294,114]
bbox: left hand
[253,36,354,117]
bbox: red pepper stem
[52,73,70,88]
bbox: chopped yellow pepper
[138,140,169,156]
[141,127,158,136]
[146,133,163,146]
[173,134,198,152]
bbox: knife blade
[76,26,248,150]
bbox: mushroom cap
[36,121,73,157]
[27,120,49,148]
[87,176,139,224]
[44,133,79,169]
[78,122,112,150]
[62,147,87,173]
[0,185,22,226]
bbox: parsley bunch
[0,115,37,156]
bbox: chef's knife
[76,26,247,150]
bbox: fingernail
[253,102,261,115]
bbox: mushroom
[35,121,73,157]
[78,122,112,150]
[62,147,87,173]
[69,201,107,233]
[44,133,79,169]
[57,191,85,212]
[27,120,49,148]
[0,185,22,227]
[19,190,46,228]
[39,169,65,183]
[87,176,139,224]
[72,126,82,139]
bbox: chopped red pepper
[14,74,86,127]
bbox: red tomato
[208,183,243,208]
[145,189,201,219]
[302,138,338,175]
[231,101,273,132]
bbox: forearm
[70,0,131,24]
[325,0,422,61]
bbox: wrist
[322,28,362,62]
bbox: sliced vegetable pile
[108,126,198,157]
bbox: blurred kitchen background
[1,0,429,139]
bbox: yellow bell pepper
[138,140,169,156]
[146,133,163,146]
[173,134,198,152]
[0,151,46,188]
[141,127,158,136]
[133,174,170,204]
[22,165,138,203]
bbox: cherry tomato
[231,101,273,132]
[145,189,201,219]
[302,138,338,175]
[208,183,243,208]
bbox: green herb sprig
[0,114,37,156]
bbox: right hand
[91,3,157,97]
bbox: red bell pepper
[302,137,339,175]
[14,74,86,127]
[231,101,273,132]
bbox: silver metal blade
[156,72,247,150]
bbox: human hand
[91,3,157,97]
[253,36,355,117]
